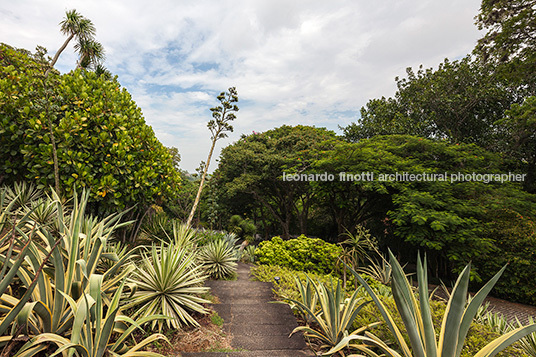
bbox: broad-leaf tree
[343,57,516,149]
[0,43,181,239]
[475,0,536,91]
[214,125,337,238]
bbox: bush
[473,209,536,304]
[0,43,181,218]
[251,264,347,302]
[254,235,343,275]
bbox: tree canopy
[0,43,180,222]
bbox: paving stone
[184,263,313,356]
[181,349,313,357]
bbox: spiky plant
[329,251,536,357]
[170,220,198,250]
[289,277,380,355]
[241,244,257,263]
[357,255,392,285]
[199,239,238,280]
[517,316,536,357]
[124,243,210,330]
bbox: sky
[1,0,483,172]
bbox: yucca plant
[240,244,256,263]
[289,277,380,355]
[198,239,238,280]
[516,316,536,357]
[357,255,392,285]
[481,310,511,335]
[97,240,137,276]
[0,190,46,339]
[170,220,198,250]
[3,181,42,212]
[329,251,536,357]
[124,243,210,330]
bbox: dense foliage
[343,57,516,148]
[254,235,343,275]
[213,125,337,238]
[0,43,181,224]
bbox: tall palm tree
[46,10,96,75]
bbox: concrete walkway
[182,263,313,357]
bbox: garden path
[181,263,314,357]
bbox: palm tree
[46,10,96,75]
[75,38,105,70]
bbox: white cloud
[1,0,483,172]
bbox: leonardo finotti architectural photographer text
[281,171,526,184]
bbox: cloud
[1,0,483,171]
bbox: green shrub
[251,264,348,303]
[473,209,536,305]
[254,235,343,274]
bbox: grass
[210,312,224,327]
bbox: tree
[475,0,536,91]
[47,9,97,75]
[343,57,517,149]
[43,10,104,195]
[75,38,105,70]
[0,43,181,240]
[186,87,238,227]
[497,96,536,193]
[214,125,337,238]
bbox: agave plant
[124,243,210,330]
[329,251,536,357]
[357,255,392,285]
[1,190,134,338]
[285,275,319,325]
[289,277,380,355]
[199,239,238,280]
[170,220,198,250]
[13,276,167,357]
[516,316,536,357]
[3,181,42,211]
[0,189,45,338]
[240,244,257,263]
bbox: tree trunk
[46,34,74,77]
[186,138,216,227]
[42,79,61,196]
[47,116,61,196]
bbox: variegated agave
[198,239,238,280]
[124,243,210,330]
